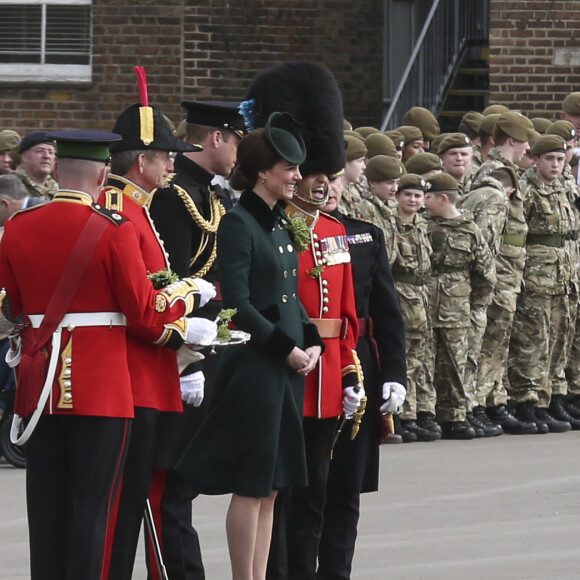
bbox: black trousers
[146,468,205,580]
[268,416,338,580]
[26,414,130,580]
[104,407,158,580]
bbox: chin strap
[292,185,329,207]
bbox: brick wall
[0,0,383,135]
[488,0,580,118]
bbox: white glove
[186,317,218,345]
[191,278,217,307]
[380,382,406,415]
[180,371,205,407]
[342,385,366,416]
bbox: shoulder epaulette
[102,188,124,212]
[91,203,127,226]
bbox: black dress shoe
[549,395,580,429]
[487,404,538,435]
[401,419,441,442]
[515,401,548,434]
[472,406,503,437]
[416,411,442,434]
[441,420,476,440]
[535,407,571,433]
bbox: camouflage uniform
[472,149,518,183]
[508,166,575,407]
[427,213,496,422]
[358,195,397,264]
[391,212,434,419]
[338,182,363,219]
[14,166,58,200]
[456,176,509,410]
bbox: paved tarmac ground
[1,431,579,579]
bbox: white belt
[28,312,126,329]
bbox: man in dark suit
[0,173,47,227]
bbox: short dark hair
[110,149,159,176]
[0,174,28,200]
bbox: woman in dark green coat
[176,112,323,580]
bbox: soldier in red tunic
[98,98,217,579]
[0,131,205,580]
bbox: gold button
[64,393,72,402]
[322,279,328,286]
[64,380,72,388]
[64,357,72,365]
[282,295,288,303]
[64,369,71,377]
[314,242,320,249]
[323,288,329,295]
[316,251,322,258]
[323,297,329,304]
[322,306,329,313]
[313,233,319,240]
[67,324,75,332]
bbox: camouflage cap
[397,173,429,192]
[483,104,510,115]
[461,111,484,133]
[531,117,552,134]
[437,132,472,155]
[401,106,440,141]
[0,129,21,153]
[345,134,368,161]
[496,112,535,142]
[396,125,423,145]
[405,152,443,174]
[531,134,567,157]
[563,92,580,116]
[354,126,379,139]
[384,130,405,150]
[365,155,406,182]
[546,120,577,142]
[364,133,397,159]
[427,172,459,192]
[479,113,500,137]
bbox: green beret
[397,125,423,145]
[405,152,443,174]
[401,107,440,141]
[364,133,397,159]
[531,134,567,157]
[344,129,365,142]
[461,111,484,133]
[343,118,353,131]
[345,134,368,161]
[427,172,459,192]
[384,130,405,150]
[546,120,577,142]
[430,132,449,153]
[365,155,406,182]
[563,92,580,116]
[479,114,500,137]
[531,118,552,134]
[483,104,510,115]
[496,112,535,142]
[528,130,542,148]
[437,132,472,154]
[0,130,21,153]
[398,173,428,192]
[354,126,379,139]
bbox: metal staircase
[381,0,489,132]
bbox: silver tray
[207,329,251,347]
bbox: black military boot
[487,404,538,435]
[416,411,443,435]
[549,395,580,430]
[440,420,476,440]
[394,414,417,443]
[565,395,580,419]
[535,407,571,433]
[466,412,484,438]
[471,406,503,437]
[400,419,441,442]
[515,401,548,434]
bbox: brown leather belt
[311,317,347,339]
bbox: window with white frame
[0,0,92,83]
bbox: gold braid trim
[173,184,225,278]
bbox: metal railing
[380,0,488,131]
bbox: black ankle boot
[487,404,537,435]
[472,406,503,437]
[549,395,580,429]
[441,420,476,440]
[535,407,571,433]
[515,401,548,434]
[416,411,442,434]
[394,414,417,443]
[400,419,441,442]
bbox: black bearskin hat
[242,61,345,177]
